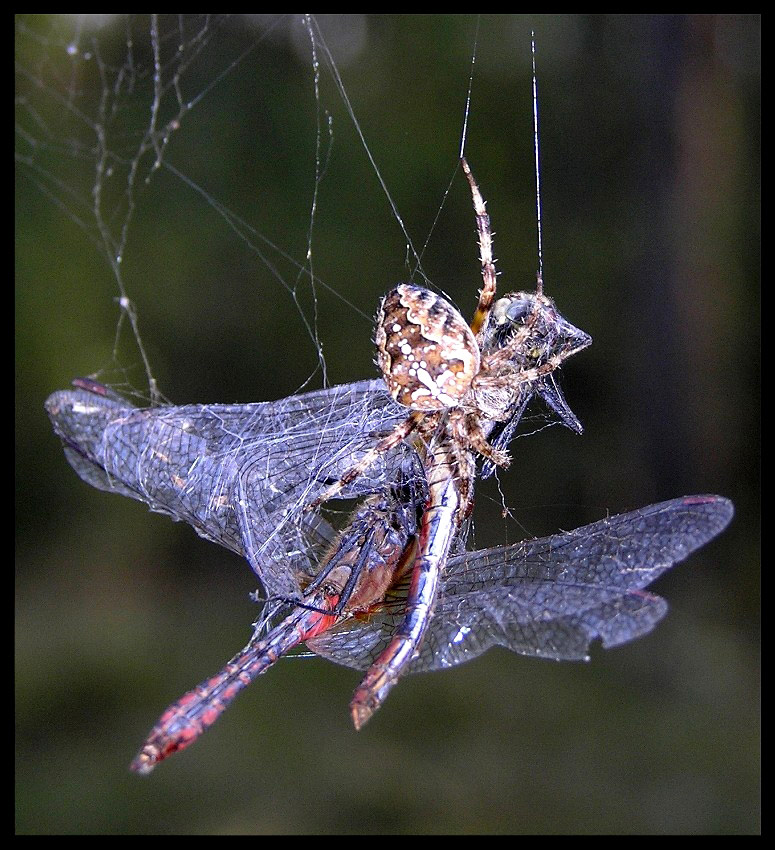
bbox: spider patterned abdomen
[376,284,480,411]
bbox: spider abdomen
[376,284,480,411]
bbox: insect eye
[493,295,533,327]
[503,298,532,324]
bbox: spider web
[15,15,552,394]
[15,15,544,404]
[17,16,330,402]
[19,14,574,542]
[18,15,455,539]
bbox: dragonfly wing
[46,379,415,599]
[235,407,418,599]
[309,496,733,672]
[61,446,142,502]
[47,385,248,555]
[307,603,407,672]
[46,383,143,502]
[414,495,734,670]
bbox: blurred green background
[16,14,759,834]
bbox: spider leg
[449,407,510,472]
[512,355,572,386]
[466,415,511,469]
[480,349,568,397]
[305,412,421,510]
[461,158,498,340]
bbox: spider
[308,158,592,728]
[311,157,592,517]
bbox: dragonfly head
[484,290,591,435]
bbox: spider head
[483,291,592,434]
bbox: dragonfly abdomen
[130,598,338,774]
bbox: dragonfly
[46,375,733,772]
[48,156,597,738]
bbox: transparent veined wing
[308,496,733,670]
[45,378,418,601]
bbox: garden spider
[311,157,592,517]
[308,158,592,727]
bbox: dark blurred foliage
[16,14,759,834]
